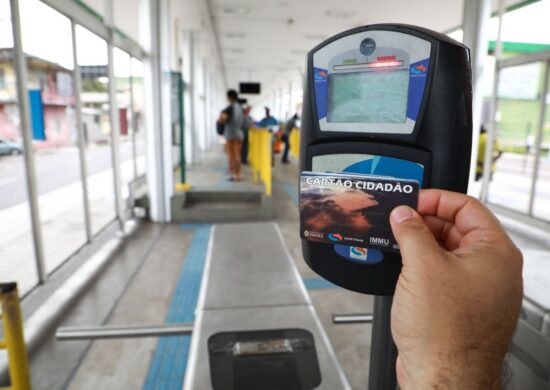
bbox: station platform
[2,148,550,390]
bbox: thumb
[390,205,444,263]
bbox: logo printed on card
[350,246,368,260]
[328,233,343,242]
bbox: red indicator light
[377,55,396,62]
[367,60,403,68]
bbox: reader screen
[327,70,409,123]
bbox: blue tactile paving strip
[303,277,338,290]
[143,224,211,390]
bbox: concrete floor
[18,224,192,390]
[16,148,550,390]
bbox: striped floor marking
[143,224,211,390]
[278,181,335,290]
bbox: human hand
[389,189,523,390]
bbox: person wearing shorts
[218,90,244,181]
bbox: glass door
[486,61,546,213]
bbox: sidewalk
[0,157,139,296]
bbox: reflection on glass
[533,68,550,221]
[0,0,39,294]
[487,62,544,213]
[131,58,146,176]
[75,25,116,235]
[20,0,87,273]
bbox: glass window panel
[75,25,116,235]
[19,0,87,273]
[0,0,39,294]
[487,62,545,213]
[488,2,550,58]
[533,66,550,221]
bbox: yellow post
[290,128,300,159]
[247,128,272,196]
[1,283,31,390]
[262,130,273,196]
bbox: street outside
[0,140,145,295]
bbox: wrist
[403,349,503,390]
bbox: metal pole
[202,61,209,151]
[332,313,373,324]
[462,0,491,190]
[368,296,397,390]
[10,0,47,283]
[71,20,92,243]
[480,0,505,202]
[527,61,549,216]
[179,73,186,184]
[1,283,32,390]
[106,16,124,230]
[103,0,124,227]
[129,59,138,180]
[188,30,199,164]
[56,323,193,340]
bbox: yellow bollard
[290,128,300,159]
[1,283,31,390]
[263,131,272,196]
[247,128,272,196]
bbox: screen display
[327,70,409,123]
[239,82,261,94]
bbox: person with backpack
[217,90,244,181]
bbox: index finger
[417,189,504,238]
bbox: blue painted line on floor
[303,277,338,290]
[280,180,299,205]
[143,224,211,390]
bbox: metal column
[188,30,200,164]
[71,20,93,243]
[105,1,124,230]
[462,0,492,190]
[10,0,47,283]
[141,0,169,222]
[368,296,397,390]
[527,61,549,215]
[480,0,505,202]
[129,59,138,180]
[202,60,210,150]
[278,86,284,121]
[288,80,293,117]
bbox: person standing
[281,113,298,164]
[257,107,278,129]
[476,125,502,181]
[218,90,244,181]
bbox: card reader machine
[300,24,472,295]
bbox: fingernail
[391,206,414,224]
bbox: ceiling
[209,0,526,100]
